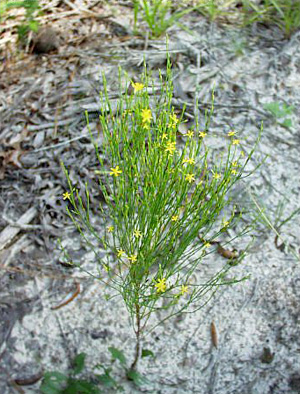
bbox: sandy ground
[1,4,300,394]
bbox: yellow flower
[131,81,144,93]
[180,285,189,295]
[231,169,238,175]
[186,130,194,138]
[232,161,238,167]
[165,141,176,155]
[133,229,142,238]
[117,249,125,258]
[204,242,211,248]
[122,109,132,117]
[63,191,71,200]
[168,113,179,128]
[183,157,195,165]
[107,226,114,233]
[222,219,229,227]
[228,131,236,136]
[141,108,152,124]
[110,165,122,177]
[170,113,179,124]
[171,215,179,222]
[232,139,240,145]
[199,131,207,138]
[128,254,137,263]
[161,133,168,140]
[155,278,167,293]
[185,173,195,183]
[212,171,221,180]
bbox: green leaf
[6,1,24,9]
[108,347,127,366]
[264,102,281,117]
[96,373,117,388]
[28,19,39,32]
[43,372,68,384]
[72,353,86,375]
[17,23,29,40]
[0,3,7,17]
[281,118,292,128]
[40,372,68,394]
[40,386,61,394]
[141,349,154,358]
[282,103,294,115]
[63,378,101,394]
[264,101,294,119]
[126,370,149,386]
[95,364,117,389]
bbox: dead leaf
[217,244,238,259]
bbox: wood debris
[210,321,218,348]
[51,282,81,310]
[0,207,37,252]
